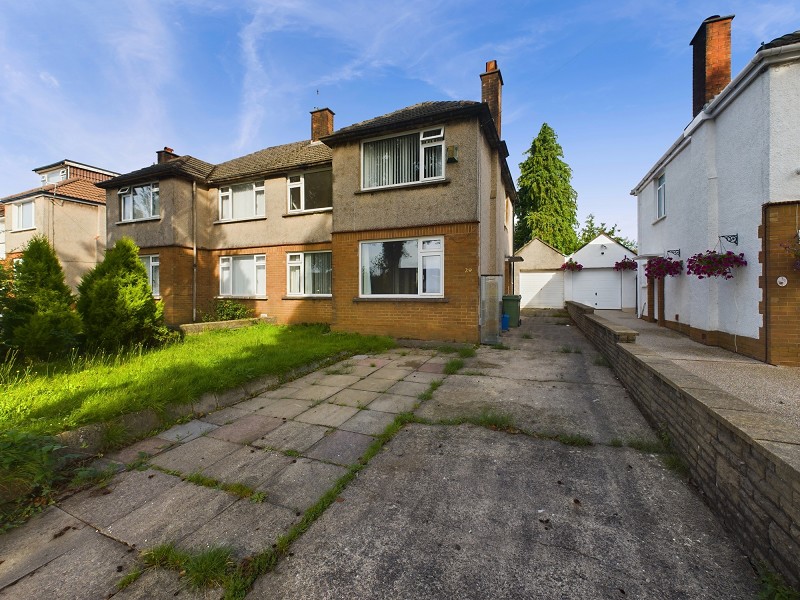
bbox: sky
[1,0,798,241]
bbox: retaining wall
[566,301,800,587]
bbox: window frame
[655,174,666,220]
[360,126,446,191]
[140,254,160,297]
[12,200,35,231]
[358,235,444,298]
[119,182,160,222]
[286,169,333,214]
[218,181,265,222]
[286,251,333,297]
[219,254,266,298]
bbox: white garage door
[520,271,564,308]
[571,268,621,309]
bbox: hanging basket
[686,250,746,280]
[613,257,637,272]
[645,256,682,280]
[560,259,583,272]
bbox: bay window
[120,183,159,221]
[286,251,332,295]
[13,200,35,231]
[362,127,445,190]
[288,170,332,212]
[360,237,443,297]
[219,181,265,221]
[140,255,160,296]
[220,254,266,297]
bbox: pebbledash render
[98,61,516,343]
[631,16,800,366]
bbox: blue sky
[1,1,797,240]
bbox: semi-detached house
[98,61,516,344]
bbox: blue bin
[501,313,510,331]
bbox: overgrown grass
[593,354,611,367]
[436,345,477,358]
[417,380,443,402]
[559,345,582,354]
[1,324,393,435]
[624,431,691,478]
[758,566,800,600]
[130,544,236,590]
[443,358,464,375]
[490,343,510,350]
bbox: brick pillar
[690,15,733,117]
[657,278,666,327]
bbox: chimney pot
[480,60,504,138]
[311,108,335,142]
[690,15,734,117]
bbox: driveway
[0,313,759,599]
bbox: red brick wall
[331,223,480,342]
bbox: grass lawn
[0,323,393,436]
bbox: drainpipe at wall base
[192,181,197,323]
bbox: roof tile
[208,140,331,183]
[0,177,106,204]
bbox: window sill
[353,296,449,303]
[652,215,666,225]
[215,295,267,300]
[10,227,36,233]
[213,216,267,225]
[283,208,333,217]
[116,217,161,225]
[282,295,333,300]
[356,178,450,195]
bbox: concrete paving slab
[259,458,347,512]
[339,410,397,436]
[305,430,375,466]
[328,388,381,408]
[159,420,218,443]
[295,403,359,427]
[254,398,313,419]
[385,358,426,370]
[290,371,326,385]
[716,410,800,445]
[200,447,292,488]
[112,568,223,599]
[206,414,283,444]
[354,358,391,368]
[200,406,251,426]
[403,371,444,384]
[252,424,758,599]
[385,380,429,398]
[106,436,173,464]
[60,469,182,528]
[367,394,418,414]
[315,374,362,388]
[104,481,237,548]
[0,507,88,589]
[369,367,413,381]
[149,436,240,474]
[179,499,297,559]
[254,387,298,399]
[416,361,447,373]
[231,395,276,412]
[349,377,396,393]
[347,365,382,377]
[251,421,330,453]
[289,384,344,402]
[1,529,136,600]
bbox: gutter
[630,41,800,196]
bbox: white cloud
[38,71,59,88]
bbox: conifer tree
[515,123,579,254]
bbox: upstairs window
[656,174,666,219]
[13,200,35,231]
[40,169,67,184]
[120,183,159,221]
[287,251,332,295]
[140,255,160,296]
[362,127,445,190]
[219,181,265,221]
[288,170,332,212]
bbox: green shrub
[77,238,164,350]
[201,299,253,322]
[2,236,81,360]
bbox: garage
[570,268,622,309]
[520,270,564,309]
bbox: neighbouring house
[631,15,800,366]
[0,205,5,260]
[98,61,516,343]
[515,234,637,310]
[0,160,118,288]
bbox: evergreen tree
[515,123,579,254]
[77,238,164,350]
[576,214,637,251]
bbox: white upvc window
[219,181,265,221]
[286,251,332,296]
[656,174,666,219]
[140,255,160,296]
[287,170,332,213]
[12,200,35,231]
[40,169,67,184]
[219,254,266,297]
[361,126,445,190]
[120,183,160,221]
[360,236,443,297]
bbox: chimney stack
[311,108,335,142]
[480,60,503,138]
[690,15,734,117]
[156,146,179,164]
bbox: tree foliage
[576,214,637,252]
[77,238,164,350]
[515,123,579,254]
[2,236,81,360]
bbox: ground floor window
[140,255,160,296]
[287,251,332,295]
[220,254,266,297]
[360,236,443,296]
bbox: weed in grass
[436,345,458,354]
[283,449,301,458]
[443,359,464,375]
[490,343,510,350]
[184,472,219,489]
[68,464,118,490]
[116,568,143,591]
[609,438,623,448]
[137,544,235,589]
[560,346,582,354]
[100,422,131,452]
[593,355,611,367]
[626,438,665,454]
[126,452,151,471]
[437,409,516,432]
[662,454,690,478]
[461,370,486,376]
[225,482,256,499]
[417,379,443,402]
[249,491,267,503]
[758,566,800,600]
[324,364,353,375]
[457,346,477,358]
[521,333,532,339]
[555,434,593,447]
